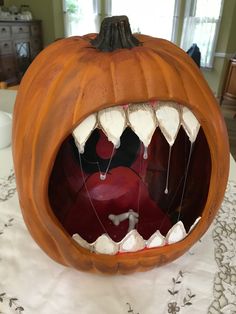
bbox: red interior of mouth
[49,124,211,244]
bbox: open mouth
[48,101,211,255]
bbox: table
[0,91,236,314]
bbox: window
[63,0,180,42]
[110,0,179,42]
[181,0,224,68]
[63,0,98,36]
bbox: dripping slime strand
[164,145,172,194]
[143,145,148,159]
[177,141,194,222]
[78,151,108,234]
[137,141,144,229]
[100,144,115,180]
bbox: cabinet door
[0,55,18,85]
[30,37,42,59]
[31,24,41,36]
[0,41,13,55]
[12,25,30,39]
[0,25,11,40]
[225,61,236,100]
[14,40,31,77]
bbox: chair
[186,44,201,68]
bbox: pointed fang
[98,106,126,148]
[93,234,118,255]
[181,107,200,143]
[119,230,145,252]
[72,233,91,250]
[127,103,157,148]
[155,102,180,146]
[166,221,187,244]
[73,113,97,153]
[146,230,166,248]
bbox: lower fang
[189,217,201,233]
[166,221,187,244]
[72,233,91,250]
[119,230,145,252]
[93,234,118,255]
[164,188,168,194]
[146,230,166,248]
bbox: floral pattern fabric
[0,170,16,202]
[209,182,236,314]
[0,163,236,313]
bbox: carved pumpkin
[12,16,229,274]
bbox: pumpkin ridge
[109,56,118,104]
[140,47,188,101]
[22,205,68,265]
[13,43,80,197]
[29,54,82,189]
[23,52,91,251]
[132,49,150,100]
[140,35,189,61]
[154,50,190,102]
[160,49,218,110]
[28,61,109,262]
[13,39,81,153]
[72,67,96,124]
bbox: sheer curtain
[181,0,224,68]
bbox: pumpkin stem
[91,16,141,51]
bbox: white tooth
[98,106,126,148]
[155,102,180,146]
[181,107,200,142]
[166,221,187,244]
[119,230,145,253]
[73,113,97,154]
[72,233,91,250]
[93,234,118,255]
[189,217,201,233]
[127,103,157,148]
[146,230,166,248]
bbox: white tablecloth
[0,89,236,314]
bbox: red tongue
[64,166,172,243]
[96,130,115,159]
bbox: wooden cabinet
[0,20,42,85]
[220,58,236,105]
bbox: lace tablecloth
[0,145,236,314]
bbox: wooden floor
[220,99,236,161]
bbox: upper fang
[127,103,157,148]
[155,102,180,146]
[73,113,97,153]
[181,107,200,142]
[98,106,126,148]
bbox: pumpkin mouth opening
[48,101,211,254]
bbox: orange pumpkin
[12,16,229,274]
